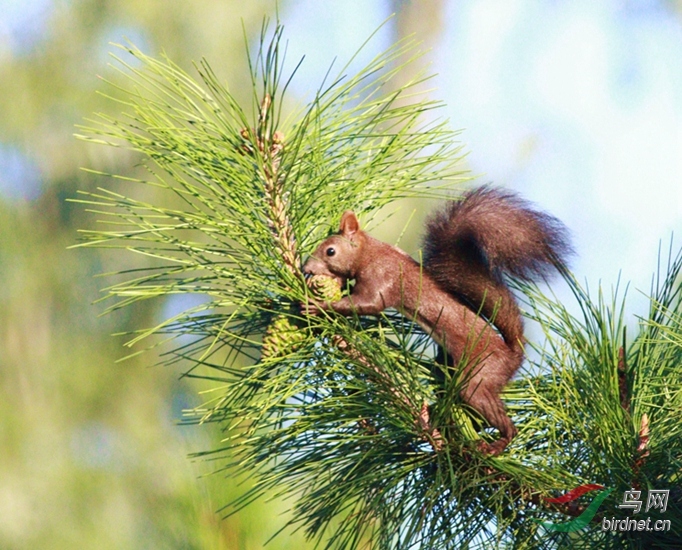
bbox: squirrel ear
[339,211,360,236]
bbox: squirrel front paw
[300,299,325,317]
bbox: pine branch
[74,19,681,549]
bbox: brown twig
[618,346,630,413]
[632,412,650,491]
[417,401,445,452]
[332,335,444,452]
[241,94,299,278]
[617,346,650,490]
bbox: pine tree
[74,20,681,550]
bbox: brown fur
[302,188,571,455]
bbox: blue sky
[438,0,682,290]
[0,0,52,55]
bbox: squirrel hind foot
[477,436,514,456]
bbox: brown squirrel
[302,186,572,455]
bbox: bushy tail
[422,185,572,346]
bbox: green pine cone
[307,274,343,303]
[262,314,306,359]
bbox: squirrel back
[422,186,572,347]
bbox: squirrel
[302,186,572,455]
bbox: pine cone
[261,314,306,359]
[307,274,343,303]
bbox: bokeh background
[2,1,681,548]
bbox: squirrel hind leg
[461,379,518,456]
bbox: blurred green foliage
[0,1,318,548]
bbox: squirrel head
[303,211,363,283]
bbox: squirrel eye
[326,247,336,257]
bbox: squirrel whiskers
[302,186,572,455]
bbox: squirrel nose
[302,257,313,278]
[302,256,326,279]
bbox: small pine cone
[262,314,306,359]
[307,274,343,303]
